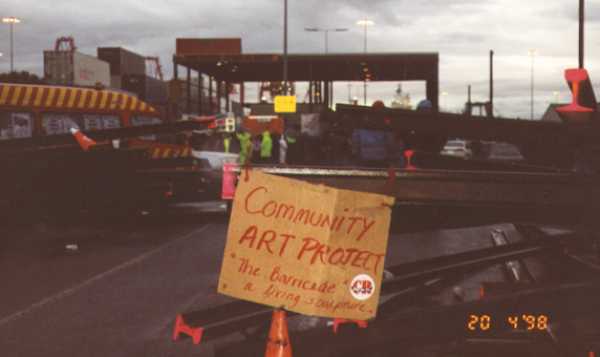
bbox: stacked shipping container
[97,47,146,90]
[97,47,146,75]
[98,47,168,109]
[44,51,110,87]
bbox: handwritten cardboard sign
[218,171,395,320]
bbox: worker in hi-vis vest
[236,131,252,164]
[260,130,273,163]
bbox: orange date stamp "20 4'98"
[467,314,549,331]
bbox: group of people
[223,130,298,165]
[219,128,406,168]
[213,113,412,168]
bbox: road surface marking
[0,225,209,328]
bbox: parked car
[441,139,472,158]
[192,150,238,170]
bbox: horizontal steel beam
[175,53,438,82]
[382,236,569,294]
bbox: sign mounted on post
[274,95,297,113]
[218,171,394,320]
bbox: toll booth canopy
[173,39,439,114]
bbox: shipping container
[44,51,110,87]
[175,38,242,56]
[97,47,146,76]
[110,75,122,89]
[122,74,168,105]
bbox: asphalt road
[0,209,518,357]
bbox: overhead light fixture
[356,19,374,27]
[2,17,21,24]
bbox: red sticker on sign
[350,274,375,301]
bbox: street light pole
[347,83,352,103]
[363,22,367,53]
[528,49,536,120]
[9,22,13,72]
[356,19,374,105]
[2,17,21,73]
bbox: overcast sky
[1,0,599,118]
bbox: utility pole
[356,19,374,105]
[579,0,584,69]
[363,24,367,105]
[467,84,472,116]
[528,49,537,120]
[489,50,494,117]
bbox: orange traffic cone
[70,128,96,151]
[265,309,292,357]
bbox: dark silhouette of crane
[145,56,164,81]
[54,36,76,52]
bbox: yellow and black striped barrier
[0,83,157,114]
